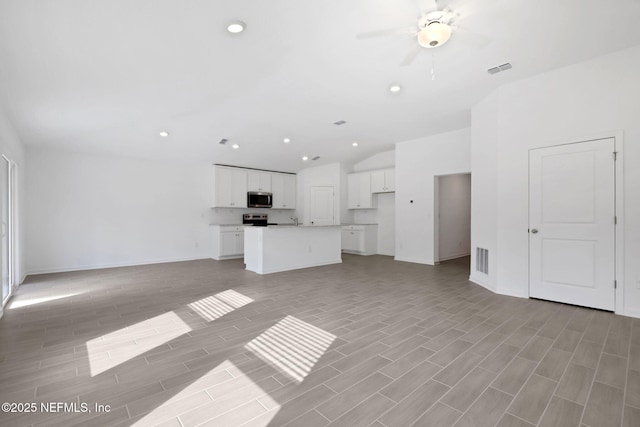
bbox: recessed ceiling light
[352,142,359,147]
[232,144,239,149]
[283,138,291,143]
[389,85,401,93]
[227,21,246,34]
[302,156,309,161]
[159,131,169,137]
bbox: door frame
[528,131,624,315]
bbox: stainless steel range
[243,213,268,227]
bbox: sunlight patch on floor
[9,292,83,309]
[133,360,279,427]
[245,315,336,383]
[86,311,191,376]
[187,289,254,321]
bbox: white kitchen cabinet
[247,171,272,192]
[341,225,378,255]
[347,172,372,209]
[371,168,395,193]
[271,173,296,209]
[212,166,247,208]
[211,225,245,260]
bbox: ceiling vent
[219,138,228,145]
[333,120,347,126]
[487,63,512,75]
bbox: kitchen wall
[353,149,395,256]
[0,107,27,317]
[25,147,212,274]
[395,128,471,265]
[471,44,640,317]
[296,162,351,226]
[436,173,471,262]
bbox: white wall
[471,44,640,317]
[353,150,395,172]
[395,128,471,265]
[25,147,213,274]
[0,107,27,317]
[436,173,471,262]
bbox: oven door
[247,192,272,208]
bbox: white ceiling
[2,0,640,172]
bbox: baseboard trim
[394,256,435,266]
[623,307,640,319]
[25,256,211,277]
[438,252,471,262]
[469,275,529,299]
[247,259,342,275]
[469,275,496,292]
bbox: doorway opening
[434,173,471,265]
[1,155,16,307]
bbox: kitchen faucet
[290,217,299,226]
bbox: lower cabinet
[341,225,378,256]
[212,225,245,260]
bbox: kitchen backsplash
[209,208,298,225]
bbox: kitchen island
[244,225,342,274]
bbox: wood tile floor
[0,255,638,427]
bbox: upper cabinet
[212,165,296,209]
[271,173,296,209]
[247,171,272,192]
[347,172,373,209]
[371,168,395,193]
[212,166,248,208]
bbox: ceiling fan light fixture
[417,22,452,48]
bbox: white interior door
[529,138,615,311]
[308,186,335,226]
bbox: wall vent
[333,120,347,125]
[476,247,489,274]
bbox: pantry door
[529,138,616,311]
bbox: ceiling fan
[357,0,488,66]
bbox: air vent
[476,247,489,274]
[219,138,228,145]
[333,120,347,125]
[311,156,320,161]
[487,63,512,75]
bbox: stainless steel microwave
[247,192,272,208]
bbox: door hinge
[614,280,617,289]
[613,151,618,160]
[614,216,617,225]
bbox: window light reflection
[245,316,335,383]
[188,289,254,321]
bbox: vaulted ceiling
[2,0,640,172]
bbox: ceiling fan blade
[356,27,416,40]
[400,45,423,67]
[417,0,438,13]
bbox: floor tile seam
[621,321,636,427]
[321,369,395,407]
[452,385,511,426]
[579,320,618,426]
[434,366,495,414]
[526,318,590,426]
